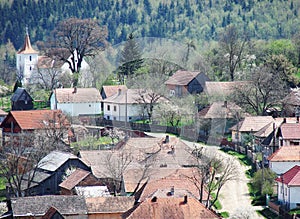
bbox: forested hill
[1,0,300,49]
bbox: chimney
[283,118,286,123]
[183,195,188,204]
[170,186,174,196]
[72,87,77,94]
[118,88,122,96]
[165,135,169,143]
[223,101,227,108]
[151,196,157,202]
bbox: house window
[107,105,110,111]
[29,56,32,61]
[107,116,110,120]
[113,117,116,120]
[29,66,32,71]
[89,104,91,107]
[285,188,287,195]
[113,106,117,111]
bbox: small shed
[11,87,33,111]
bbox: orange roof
[2,110,69,130]
[86,196,134,213]
[124,196,220,219]
[17,33,38,54]
[276,165,300,186]
[280,123,300,139]
[54,88,102,103]
[268,146,300,162]
[59,169,91,190]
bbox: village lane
[145,132,264,218]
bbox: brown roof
[199,101,243,119]
[86,196,134,213]
[54,88,102,103]
[102,85,128,99]
[38,56,64,69]
[1,109,69,130]
[204,81,248,98]
[17,33,38,54]
[280,123,300,139]
[230,116,274,132]
[268,146,300,162]
[59,169,91,190]
[123,196,220,219]
[165,70,205,86]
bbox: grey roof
[38,151,77,172]
[21,170,53,190]
[11,195,87,217]
[10,87,33,102]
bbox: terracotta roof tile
[280,123,300,139]
[1,109,69,130]
[268,146,300,162]
[230,116,274,132]
[59,169,91,190]
[165,70,205,86]
[85,196,134,213]
[54,88,102,103]
[276,165,300,186]
[101,85,127,99]
[124,196,220,219]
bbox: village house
[11,87,34,111]
[277,122,300,147]
[165,70,210,97]
[19,151,90,196]
[50,87,102,117]
[268,146,300,175]
[0,109,71,147]
[276,165,300,210]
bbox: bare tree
[231,65,289,115]
[41,18,108,86]
[127,73,168,122]
[186,147,239,209]
[219,25,249,81]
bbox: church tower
[16,27,39,85]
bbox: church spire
[17,27,38,54]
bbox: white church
[16,29,91,87]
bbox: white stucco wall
[16,53,38,85]
[103,103,144,121]
[269,161,300,175]
[290,187,300,209]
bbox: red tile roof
[124,196,220,219]
[165,70,203,86]
[268,146,300,162]
[54,88,102,103]
[276,165,300,186]
[59,169,90,190]
[2,110,69,130]
[280,123,300,139]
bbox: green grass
[289,209,300,215]
[219,211,230,218]
[71,136,114,153]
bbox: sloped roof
[101,85,128,99]
[0,109,7,116]
[123,196,220,219]
[85,196,134,213]
[38,56,64,69]
[268,146,300,162]
[199,101,243,119]
[280,123,300,139]
[136,169,208,202]
[0,109,69,130]
[38,151,78,172]
[204,81,248,98]
[165,70,207,86]
[11,195,87,217]
[11,87,33,102]
[17,33,38,54]
[276,165,300,186]
[230,116,274,132]
[59,169,91,190]
[54,88,102,103]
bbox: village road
[145,132,264,218]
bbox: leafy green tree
[117,33,144,84]
[251,168,276,196]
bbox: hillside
[1,0,300,50]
